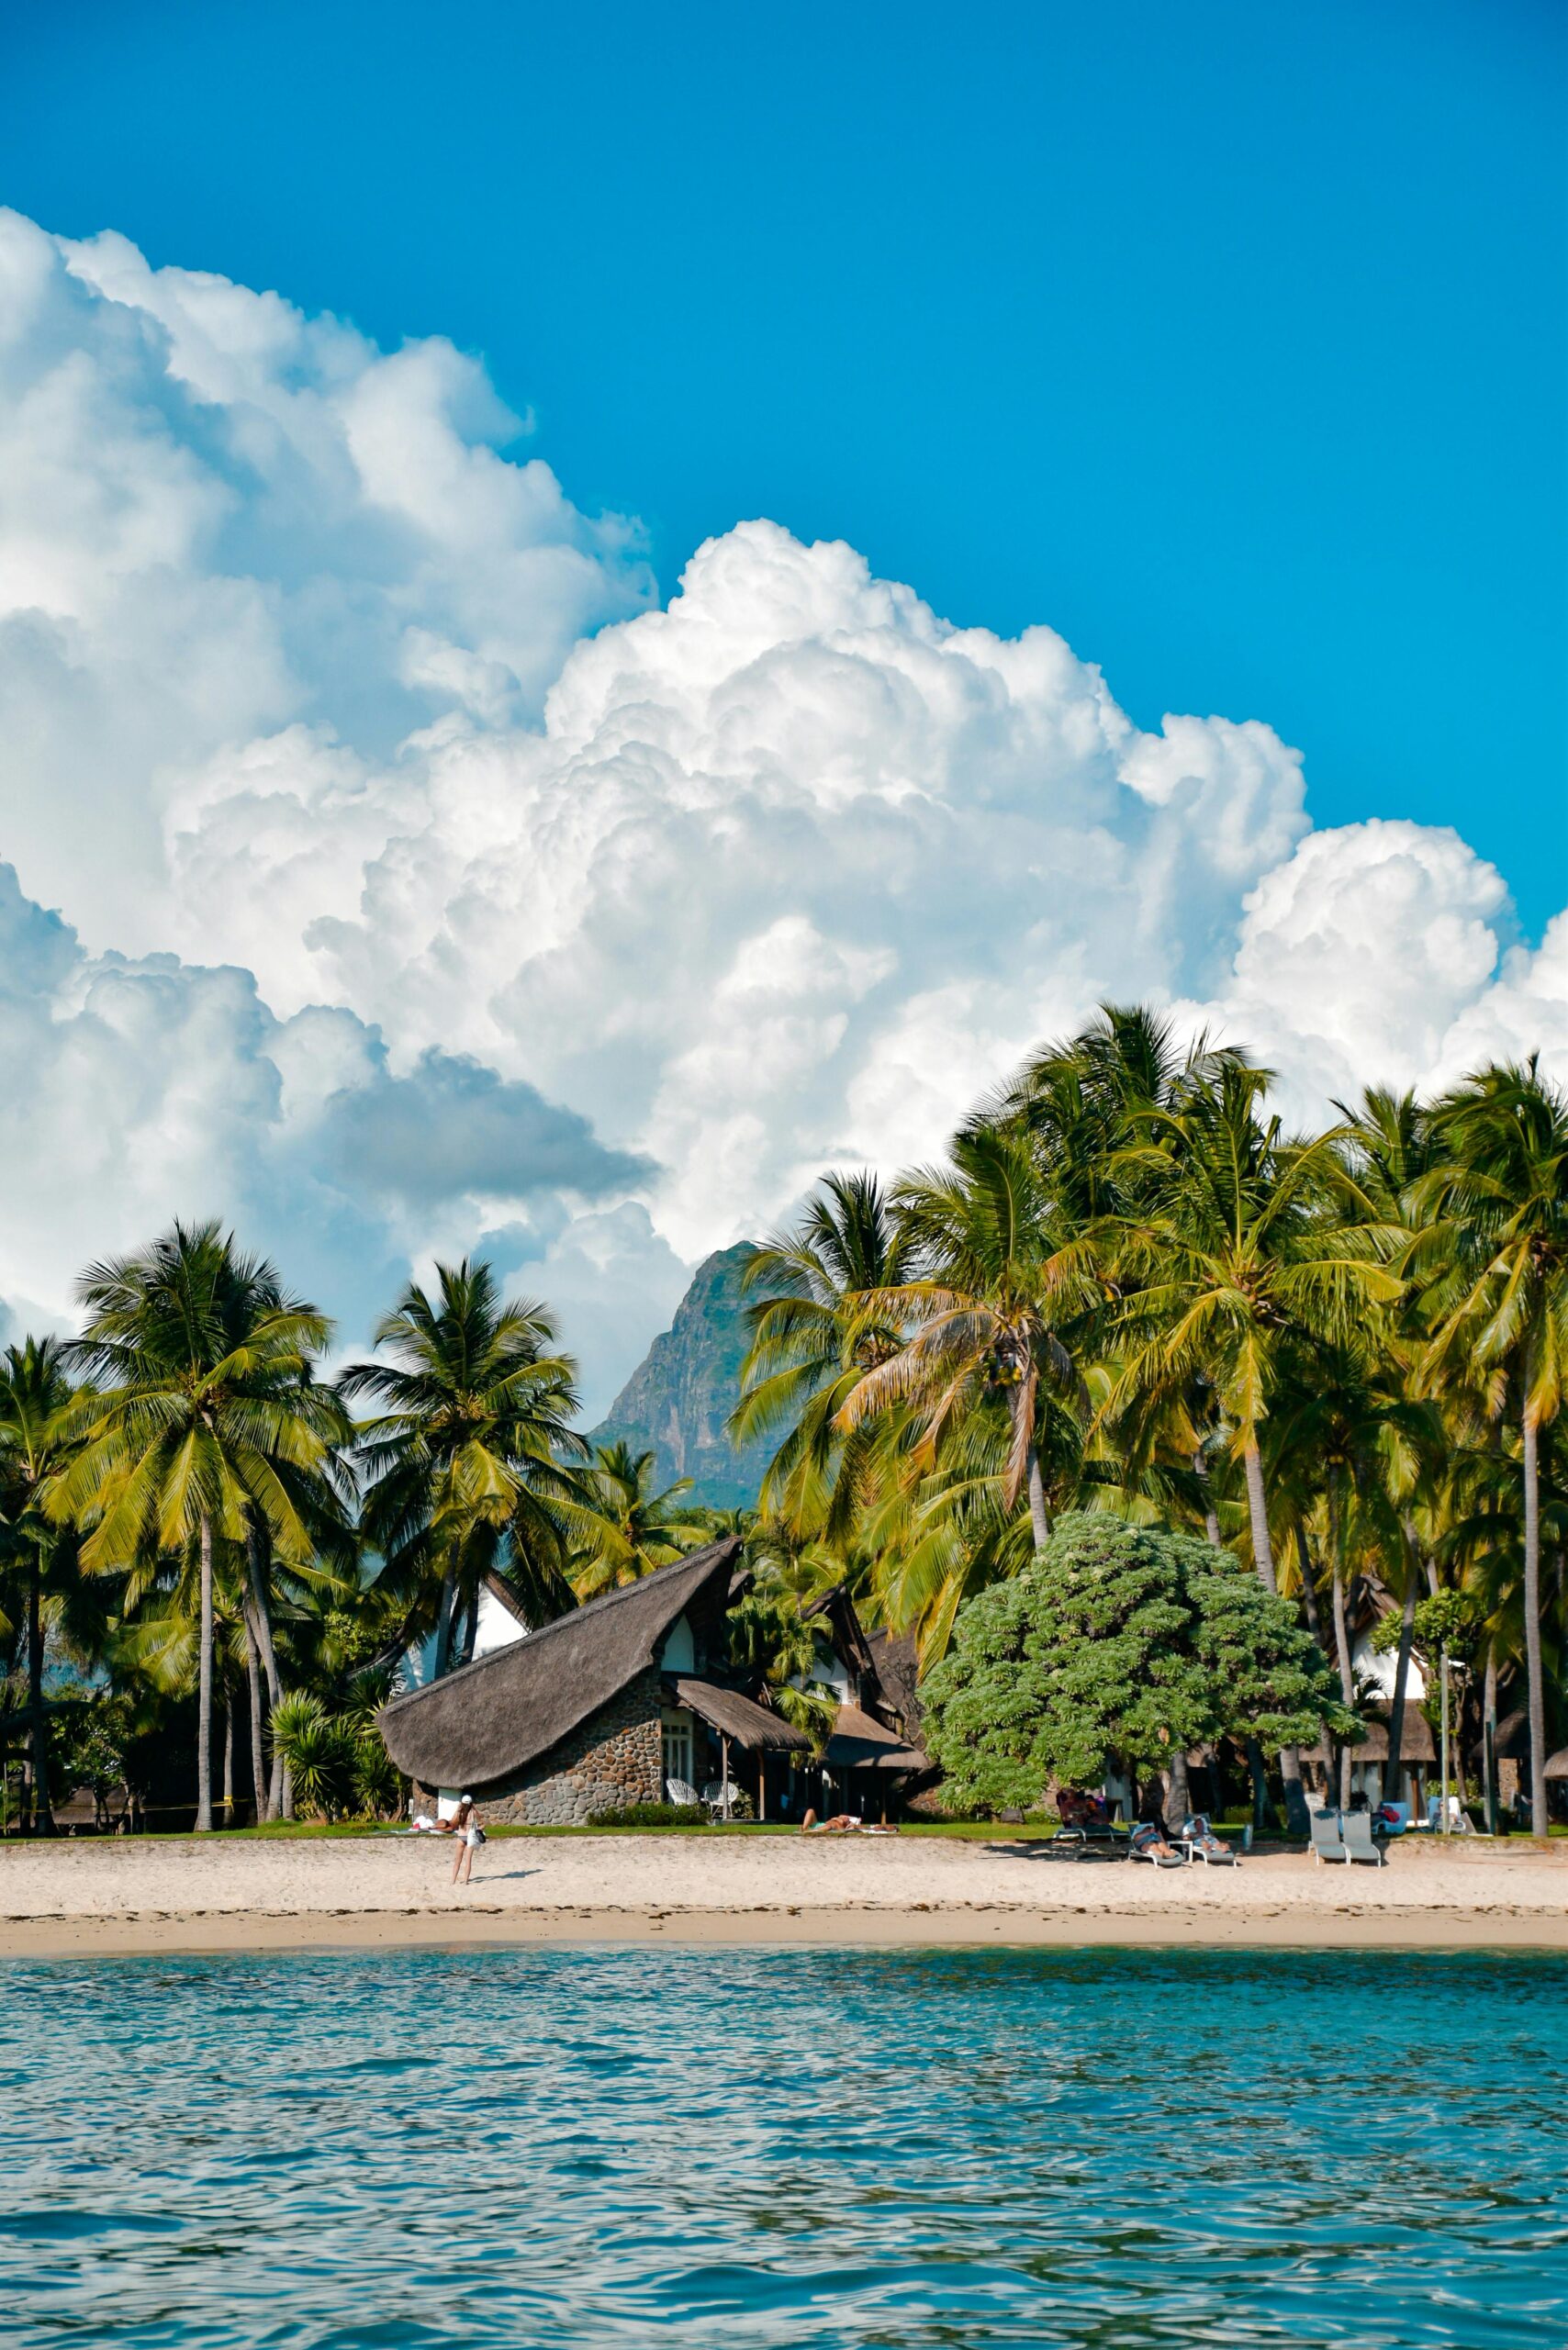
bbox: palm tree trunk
[27,1544,53,1836]
[1294,1524,1328,1655]
[243,1617,266,1826]
[1241,1438,1307,1830]
[221,1688,234,1827]
[1328,1471,1356,1810]
[1241,1440,1277,1592]
[1193,1452,1221,1547]
[1384,1560,1418,1817]
[196,1516,215,1833]
[1522,1414,1547,1838]
[1167,1748,1191,1829]
[1482,1644,1498,1837]
[244,1526,285,1821]
[1246,1736,1272,1832]
[1025,1448,1050,1554]
[432,1566,459,1677]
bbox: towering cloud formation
[0,211,1561,1402]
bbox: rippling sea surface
[5,1945,1566,2347]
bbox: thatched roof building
[1303,1714,1437,1766]
[378,1538,814,1824]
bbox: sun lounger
[1340,1810,1386,1866]
[1309,1809,1349,1864]
[1128,1821,1187,1867]
[1180,1816,1239,1865]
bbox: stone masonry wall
[416,1665,666,1827]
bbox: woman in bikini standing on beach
[449,1796,486,1885]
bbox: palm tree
[1103,1063,1405,1830]
[55,1222,345,1832]
[838,1125,1100,1552]
[731,1171,907,1543]
[565,1441,710,1599]
[342,1259,583,1676]
[0,1339,80,1834]
[1410,1060,1568,1835]
[1106,1063,1403,1588]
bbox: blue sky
[0,4,1562,1404]
[6,0,1563,929]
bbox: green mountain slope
[586,1243,771,1508]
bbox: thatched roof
[1544,1747,1568,1780]
[666,1676,810,1753]
[1304,1713,1437,1765]
[823,1702,931,1774]
[1488,1708,1533,1760]
[379,1539,741,1790]
[864,1628,924,1740]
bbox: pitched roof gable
[378,1538,741,1790]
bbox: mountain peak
[587,1244,771,1507]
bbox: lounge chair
[1128,1820,1187,1868]
[1181,1815,1239,1866]
[1309,1809,1350,1864]
[1340,1810,1387,1867]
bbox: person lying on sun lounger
[1058,1788,1114,1830]
[1180,1814,1238,1863]
[1128,1819,1185,1865]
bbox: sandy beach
[0,1831,1562,1956]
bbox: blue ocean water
[3,1945,1564,2348]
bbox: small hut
[378,1539,809,1827]
[1303,1712,1436,1810]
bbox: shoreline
[2,1902,1566,1959]
[2,1830,1563,1958]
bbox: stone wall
[417,1666,666,1827]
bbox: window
[661,1712,693,1795]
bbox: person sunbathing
[1180,1813,1237,1861]
[1128,1818,1184,1864]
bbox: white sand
[1,1830,1562,1954]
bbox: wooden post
[757,1757,765,1822]
[721,1733,730,1820]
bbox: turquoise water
[4,1946,1565,2347]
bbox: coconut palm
[54,1222,346,1831]
[837,1125,1101,1552]
[1105,1063,1403,1589]
[1409,1060,1568,1834]
[0,1339,81,1833]
[565,1442,711,1600]
[342,1259,583,1675]
[1102,1064,1406,1830]
[731,1171,908,1543]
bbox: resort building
[378,1539,936,1827]
[379,1539,813,1825]
[798,1584,934,1818]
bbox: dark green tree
[922,1511,1356,1816]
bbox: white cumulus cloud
[0,212,1561,1400]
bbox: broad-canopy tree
[922,1513,1355,1817]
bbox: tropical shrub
[586,1800,706,1827]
